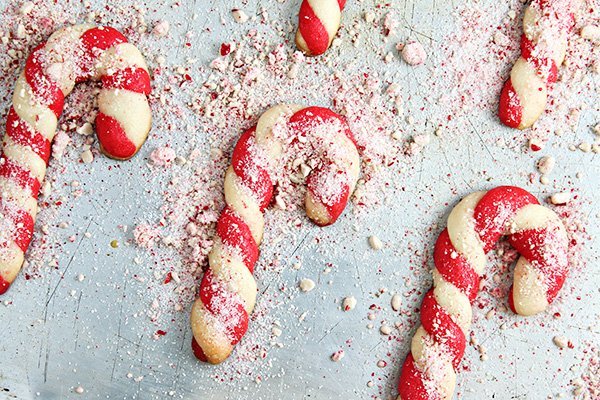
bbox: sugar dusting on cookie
[0,0,596,399]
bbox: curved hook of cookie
[498,0,573,130]
[295,0,346,56]
[0,25,152,295]
[190,104,360,364]
[397,186,569,400]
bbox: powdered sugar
[0,1,596,399]
[0,203,19,259]
[400,41,427,66]
[149,146,176,167]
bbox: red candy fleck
[220,43,231,56]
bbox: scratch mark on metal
[290,232,310,258]
[44,219,93,321]
[467,117,497,163]
[317,320,342,343]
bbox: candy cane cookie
[0,25,151,294]
[498,0,574,129]
[398,186,569,400]
[295,0,346,56]
[190,105,360,364]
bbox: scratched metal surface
[0,0,598,399]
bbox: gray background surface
[0,0,598,399]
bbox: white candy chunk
[232,9,249,23]
[288,64,299,79]
[364,12,376,24]
[578,142,591,153]
[549,192,570,205]
[331,350,345,362]
[16,24,26,39]
[299,278,315,292]
[553,335,568,349]
[537,156,555,175]
[529,138,544,151]
[401,42,427,66]
[80,150,94,164]
[369,235,383,250]
[275,194,286,210]
[413,134,430,147]
[20,2,34,15]
[391,294,402,311]
[380,325,392,335]
[153,20,170,37]
[581,25,600,42]
[76,122,93,135]
[342,296,357,311]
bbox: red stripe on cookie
[102,67,151,95]
[498,79,523,129]
[473,186,538,251]
[305,167,350,226]
[420,290,466,369]
[291,106,338,128]
[291,106,357,144]
[217,207,259,272]
[198,270,219,314]
[0,274,10,295]
[0,200,34,252]
[79,27,128,80]
[508,227,568,303]
[508,286,517,314]
[298,1,330,56]
[12,210,35,252]
[290,107,355,225]
[520,34,535,61]
[520,35,558,85]
[0,156,41,196]
[80,26,127,52]
[231,128,273,211]
[398,354,440,400]
[5,107,52,164]
[95,113,137,159]
[191,337,208,362]
[24,44,65,118]
[199,270,249,345]
[433,229,480,302]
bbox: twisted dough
[498,0,574,129]
[190,105,360,364]
[296,0,346,56]
[398,186,569,400]
[0,25,152,294]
